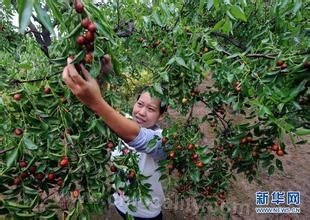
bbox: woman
[62,55,166,219]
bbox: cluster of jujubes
[74,0,97,64]
[11,157,69,190]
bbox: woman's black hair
[136,86,167,115]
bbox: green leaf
[15,212,36,217]
[40,211,57,219]
[158,174,168,181]
[18,0,34,34]
[146,138,157,151]
[275,159,283,171]
[5,201,31,209]
[227,73,234,83]
[127,214,134,220]
[46,0,62,23]
[64,23,82,39]
[167,57,175,65]
[268,165,275,176]
[175,57,188,69]
[128,204,137,212]
[6,148,19,168]
[295,128,310,136]
[71,50,86,64]
[23,185,38,195]
[153,83,163,95]
[212,18,225,31]
[222,18,232,33]
[190,170,200,182]
[4,0,11,10]
[34,2,55,36]
[258,106,273,117]
[292,0,302,15]
[232,147,240,158]
[159,71,169,82]
[240,0,247,7]
[230,5,247,21]
[152,12,163,27]
[24,137,38,150]
[288,80,306,101]
[200,154,213,164]
[214,0,219,10]
[207,0,214,10]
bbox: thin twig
[185,105,194,126]
[198,97,228,129]
[0,146,16,155]
[9,71,61,85]
[210,32,246,51]
[294,50,310,56]
[246,53,276,59]
[42,190,57,203]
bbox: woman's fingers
[67,66,85,85]
[80,64,93,81]
[62,66,78,92]
[64,57,86,86]
[102,54,111,65]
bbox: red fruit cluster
[270,143,284,156]
[13,159,66,189]
[151,40,161,48]
[240,136,253,144]
[276,60,288,69]
[75,11,97,64]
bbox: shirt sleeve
[126,127,167,161]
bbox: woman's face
[132,92,163,128]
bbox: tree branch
[210,32,246,51]
[9,71,61,85]
[28,20,50,57]
[246,53,276,59]
[0,146,16,155]
[198,97,229,129]
[186,105,194,126]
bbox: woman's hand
[62,57,103,111]
[100,54,113,75]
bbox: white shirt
[111,125,166,218]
